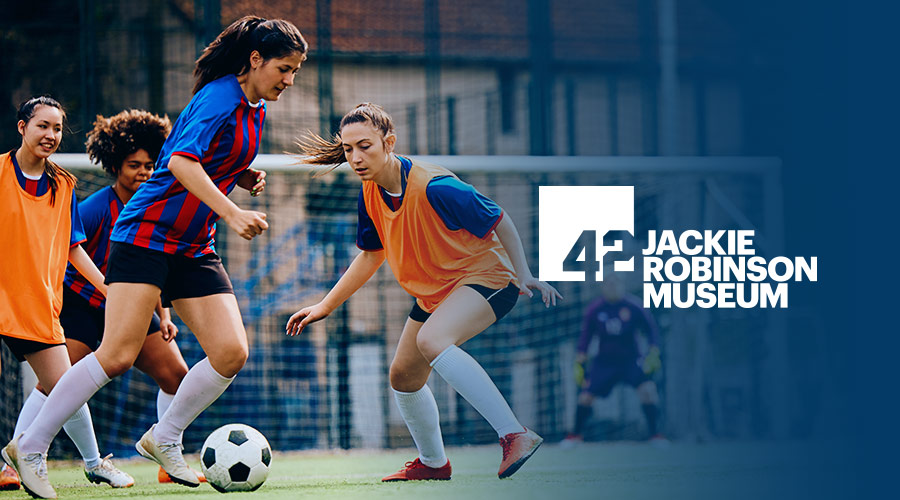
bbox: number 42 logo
[538,186,635,282]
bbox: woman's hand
[286,303,332,336]
[518,276,563,307]
[223,209,268,240]
[159,318,179,342]
[238,168,267,197]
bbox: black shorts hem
[107,242,234,308]
[408,282,519,323]
[0,335,65,362]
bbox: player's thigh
[390,317,431,391]
[65,339,94,365]
[416,286,496,361]
[95,282,161,375]
[23,345,72,393]
[172,293,247,377]
[35,339,95,393]
[134,333,189,394]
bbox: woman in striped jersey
[58,109,205,483]
[5,17,308,498]
[288,103,562,481]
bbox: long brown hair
[16,96,76,205]
[193,16,308,95]
[298,103,396,174]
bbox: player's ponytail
[298,103,396,175]
[193,16,308,95]
[16,96,76,206]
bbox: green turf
[3,441,849,500]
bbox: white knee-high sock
[18,353,111,455]
[153,358,234,444]
[62,405,101,469]
[430,345,525,437]
[16,388,102,468]
[157,389,175,421]
[14,388,46,439]
[156,389,184,444]
[393,385,447,468]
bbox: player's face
[245,51,305,103]
[116,148,154,194]
[18,105,63,160]
[341,122,395,182]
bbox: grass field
[2,440,848,500]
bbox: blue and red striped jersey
[64,186,122,308]
[111,75,266,257]
[10,151,85,247]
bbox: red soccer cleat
[158,466,207,483]
[0,463,20,490]
[381,458,451,482]
[498,428,543,479]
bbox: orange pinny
[0,152,75,344]
[362,159,516,313]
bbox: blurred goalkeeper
[563,275,665,446]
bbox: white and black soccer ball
[200,423,272,492]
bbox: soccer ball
[200,424,272,492]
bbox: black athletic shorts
[409,282,519,323]
[0,335,65,362]
[59,287,161,350]
[106,241,234,307]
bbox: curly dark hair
[85,109,171,176]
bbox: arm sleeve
[69,191,86,247]
[425,176,503,238]
[356,188,383,250]
[168,85,238,161]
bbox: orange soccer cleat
[0,463,20,490]
[158,466,206,484]
[498,428,543,479]
[381,458,451,482]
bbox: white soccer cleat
[135,425,199,487]
[84,454,134,488]
[1,437,57,499]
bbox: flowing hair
[16,96,76,206]
[193,16,308,95]
[298,103,395,175]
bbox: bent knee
[637,381,658,403]
[151,366,188,395]
[102,358,134,379]
[210,345,248,378]
[415,332,452,362]
[389,362,430,392]
[578,392,595,406]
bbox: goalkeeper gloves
[642,346,661,375]
[574,361,585,387]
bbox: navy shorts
[585,359,649,397]
[59,287,161,350]
[409,282,519,323]
[0,335,65,362]
[106,242,234,307]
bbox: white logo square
[538,186,634,281]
